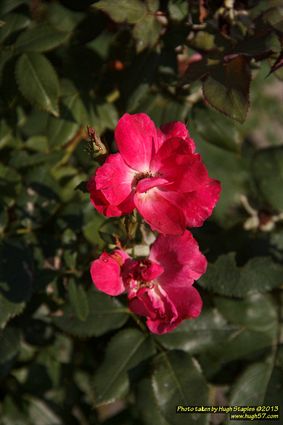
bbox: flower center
[123,258,157,296]
[138,280,155,289]
[131,171,153,188]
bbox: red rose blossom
[87,113,221,235]
[90,230,207,334]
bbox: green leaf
[127,83,150,112]
[0,13,30,43]
[252,146,283,211]
[203,56,251,123]
[25,135,49,153]
[1,396,28,424]
[9,151,62,169]
[0,240,33,303]
[215,293,277,332]
[249,0,283,18]
[156,309,237,355]
[47,117,78,148]
[273,234,283,255]
[67,280,89,322]
[53,290,129,337]
[0,294,25,330]
[146,0,159,13]
[47,80,88,148]
[82,212,105,247]
[0,0,28,15]
[199,253,283,298]
[274,61,283,81]
[136,378,169,425]
[230,362,273,409]
[152,351,209,425]
[15,52,60,116]
[75,180,89,194]
[228,361,281,425]
[87,31,114,59]
[168,0,189,21]
[28,398,63,425]
[0,327,21,364]
[192,106,242,153]
[198,295,278,377]
[0,163,21,205]
[0,120,13,150]
[25,164,61,203]
[57,171,86,203]
[46,3,84,32]
[94,328,156,405]
[200,330,276,378]
[193,138,248,227]
[95,102,119,131]
[98,217,125,245]
[15,23,70,53]
[0,50,13,84]
[191,31,215,51]
[0,209,8,234]
[94,0,147,24]
[20,109,48,136]
[133,15,162,52]
[263,367,283,407]
[264,6,283,33]
[134,92,189,125]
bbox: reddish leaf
[203,55,251,123]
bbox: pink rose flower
[87,113,221,235]
[90,230,207,334]
[90,249,129,296]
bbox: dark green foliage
[152,351,209,425]
[54,289,130,337]
[0,1,283,424]
[94,329,156,405]
[16,52,60,116]
[199,253,283,297]
[252,146,283,211]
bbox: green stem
[130,312,148,334]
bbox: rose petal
[158,178,221,228]
[115,113,161,171]
[88,174,135,217]
[129,284,202,334]
[134,188,186,235]
[149,230,207,288]
[151,140,209,192]
[90,250,128,296]
[88,176,122,216]
[160,121,195,152]
[141,261,164,281]
[135,176,169,193]
[129,284,178,334]
[183,179,221,227]
[122,259,164,290]
[165,285,203,320]
[96,153,134,205]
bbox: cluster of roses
[87,113,220,334]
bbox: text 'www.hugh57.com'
[176,405,280,421]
